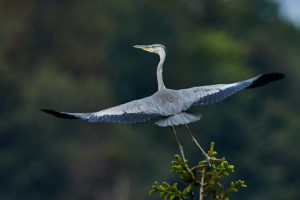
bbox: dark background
[0,0,299,199]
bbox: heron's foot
[203,156,219,167]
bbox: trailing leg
[184,124,215,165]
[170,126,186,161]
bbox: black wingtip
[41,109,78,119]
[247,73,285,89]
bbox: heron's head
[133,44,166,55]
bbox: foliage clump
[149,142,246,200]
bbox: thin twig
[191,159,224,172]
[199,167,206,200]
[190,189,196,200]
[212,188,216,199]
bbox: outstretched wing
[179,73,285,106]
[42,96,161,124]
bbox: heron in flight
[42,44,284,162]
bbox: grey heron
[42,44,285,162]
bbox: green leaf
[149,142,246,200]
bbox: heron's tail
[155,112,201,127]
[41,109,92,120]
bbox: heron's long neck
[157,51,166,90]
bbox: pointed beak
[133,45,151,51]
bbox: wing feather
[179,73,284,106]
[42,96,160,124]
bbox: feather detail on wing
[42,96,160,124]
[179,73,285,106]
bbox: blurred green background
[0,0,299,199]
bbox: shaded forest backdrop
[0,0,299,199]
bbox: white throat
[157,50,166,90]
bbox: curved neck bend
[157,51,166,90]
